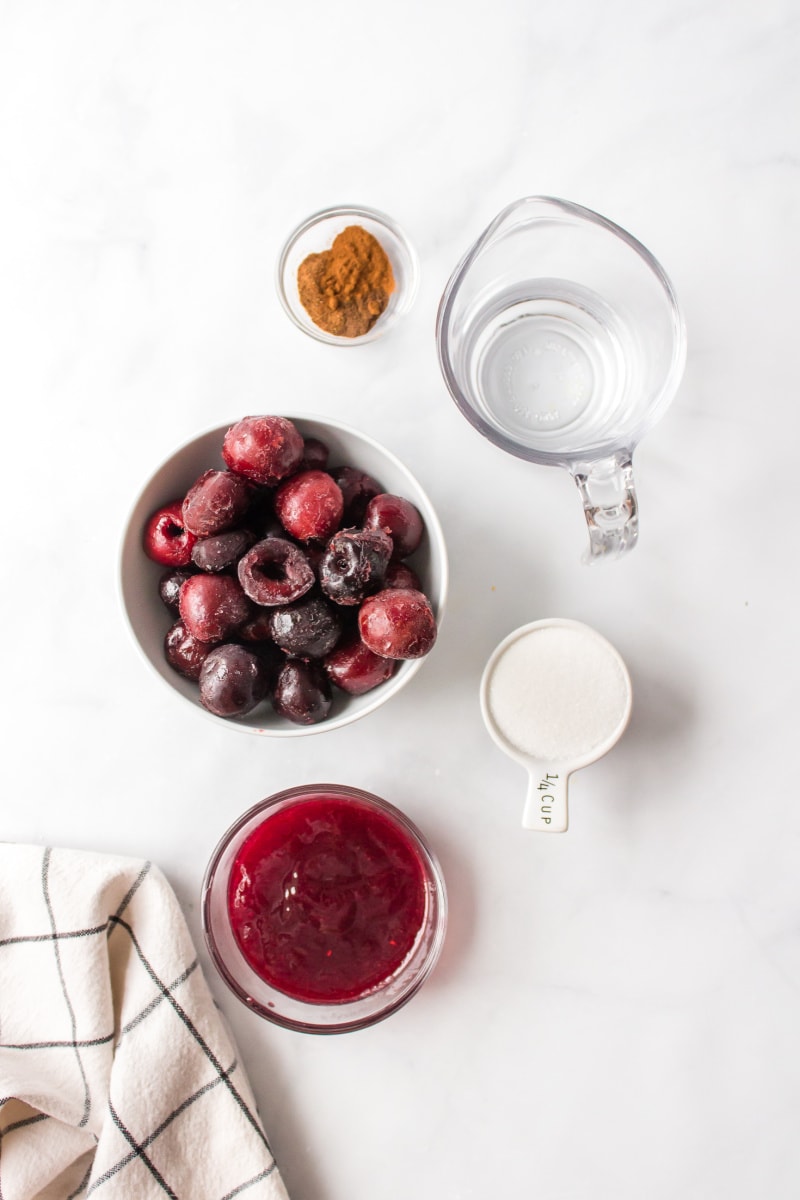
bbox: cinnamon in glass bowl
[276,206,418,346]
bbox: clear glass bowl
[202,785,447,1033]
[276,206,419,345]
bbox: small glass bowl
[202,785,447,1034]
[276,205,419,346]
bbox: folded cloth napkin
[0,844,290,1200]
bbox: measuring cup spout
[572,453,638,562]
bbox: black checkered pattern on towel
[0,845,288,1200]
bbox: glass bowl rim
[201,783,448,1033]
[435,193,687,465]
[275,204,420,346]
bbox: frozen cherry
[182,470,251,538]
[269,595,343,659]
[222,416,304,486]
[199,644,269,717]
[331,466,382,526]
[238,537,315,606]
[164,620,212,680]
[323,633,397,695]
[274,470,343,543]
[178,573,251,644]
[384,560,422,591]
[158,568,195,612]
[319,528,392,606]
[143,501,197,567]
[238,609,275,642]
[301,436,329,470]
[191,528,255,573]
[358,588,437,660]
[272,659,332,725]
[364,494,424,559]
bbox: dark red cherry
[178,574,251,644]
[274,470,343,542]
[143,501,196,567]
[272,659,332,725]
[191,529,256,573]
[330,466,382,526]
[269,595,343,659]
[358,588,437,660]
[301,437,330,470]
[164,620,212,680]
[158,568,195,612]
[222,416,304,486]
[182,470,251,537]
[238,609,275,642]
[198,644,269,717]
[383,560,422,591]
[237,537,315,606]
[364,494,424,559]
[323,633,397,695]
[319,528,392,606]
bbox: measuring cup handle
[572,453,639,561]
[523,770,569,832]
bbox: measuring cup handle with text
[523,769,570,832]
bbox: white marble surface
[2,1,799,1196]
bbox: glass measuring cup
[436,197,686,560]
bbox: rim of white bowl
[118,412,448,737]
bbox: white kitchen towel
[0,844,290,1200]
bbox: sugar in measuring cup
[437,197,686,561]
[480,619,632,831]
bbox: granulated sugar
[487,623,630,761]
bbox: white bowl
[119,415,448,736]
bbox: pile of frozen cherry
[143,415,437,726]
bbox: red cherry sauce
[229,793,427,1004]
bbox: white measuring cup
[480,619,632,831]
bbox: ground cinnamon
[297,225,396,338]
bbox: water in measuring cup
[460,280,636,455]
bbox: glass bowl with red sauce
[202,785,447,1033]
